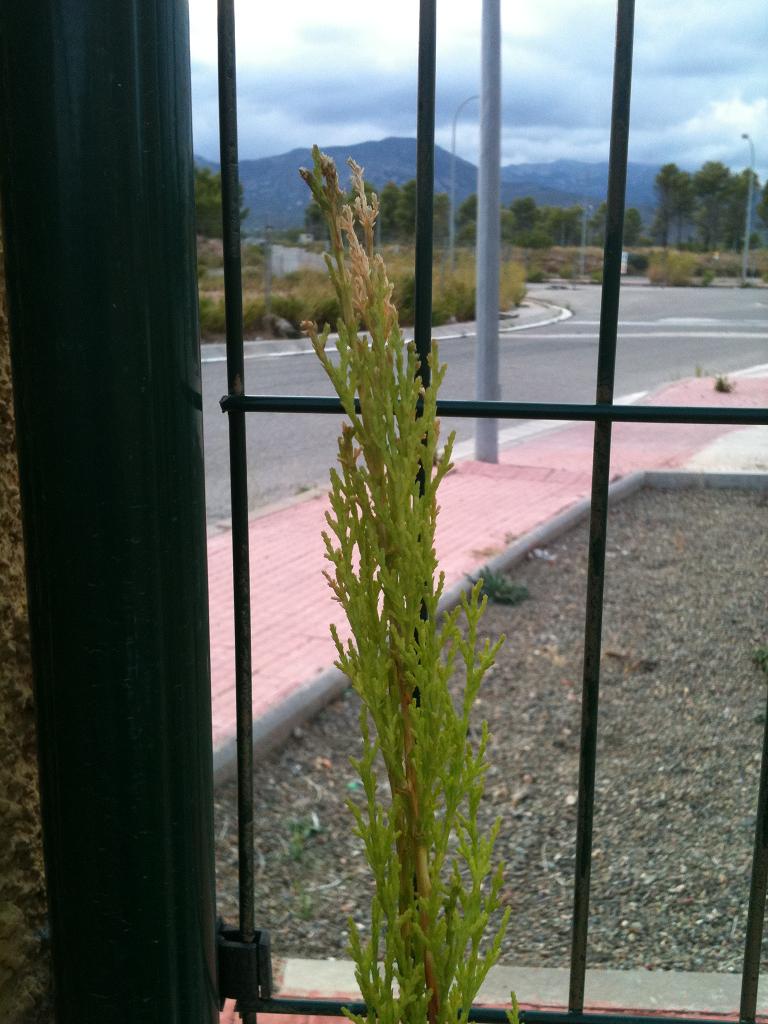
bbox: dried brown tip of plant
[319,152,341,193]
[347,157,379,252]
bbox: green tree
[758,179,768,230]
[546,205,582,246]
[510,196,538,235]
[589,202,607,246]
[722,169,761,251]
[670,170,694,245]
[500,208,515,244]
[693,161,732,250]
[432,192,450,248]
[456,194,477,245]
[194,166,248,238]
[379,181,401,243]
[623,207,643,246]
[395,179,418,241]
[652,163,687,247]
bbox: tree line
[195,161,768,254]
[652,161,766,251]
[305,179,639,249]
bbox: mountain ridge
[198,136,659,230]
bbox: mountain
[196,137,659,230]
[500,158,659,217]
[230,137,477,230]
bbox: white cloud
[189,0,767,181]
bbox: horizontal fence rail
[221,394,768,427]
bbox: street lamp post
[449,94,478,274]
[579,202,592,278]
[741,133,756,284]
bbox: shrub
[243,298,266,332]
[271,294,303,327]
[198,295,226,335]
[626,252,648,273]
[648,251,697,286]
[714,374,734,393]
[501,261,526,308]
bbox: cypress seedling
[300,148,517,1024]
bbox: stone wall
[0,237,51,1019]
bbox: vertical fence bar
[739,694,768,1023]
[568,0,635,1012]
[414,0,436,389]
[0,1,217,1020]
[217,0,256,964]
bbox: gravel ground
[215,486,768,973]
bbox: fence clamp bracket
[217,920,273,1011]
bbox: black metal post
[739,687,768,1023]
[0,2,217,1022]
[414,0,437,388]
[568,0,635,1012]
[217,0,257,976]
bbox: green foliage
[473,571,529,606]
[300,147,516,1024]
[647,250,697,286]
[623,208,643,246]
[652,163,694,247]
[288,814,322,861]
[713,374,733,394]
[758,181,768,231]
[194,166,248,238]
[753,647,768,677]
[588,202,607,247]
[198,295,227,334]
[626,252,649,273]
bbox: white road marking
[507,331,767,340]
[732,362,768,379]
[201,328,765,363]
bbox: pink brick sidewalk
[207,375,767,757]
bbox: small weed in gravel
[474,569,529,605]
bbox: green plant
[301,148,516,1024]
[753,647,768,676]
[198,295,227,335]
[288,813,322,862]
[647,251,697,286]
[473,570,529,606]
[714,374,734,394]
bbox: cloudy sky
[188,0,767,180]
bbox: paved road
[201,283,767,524]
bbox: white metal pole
[449,95,478,275]
[475,0,501,463]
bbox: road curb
[269,955,768,1016]
[200,300,571,364]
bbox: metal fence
[214,1,768,1021]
